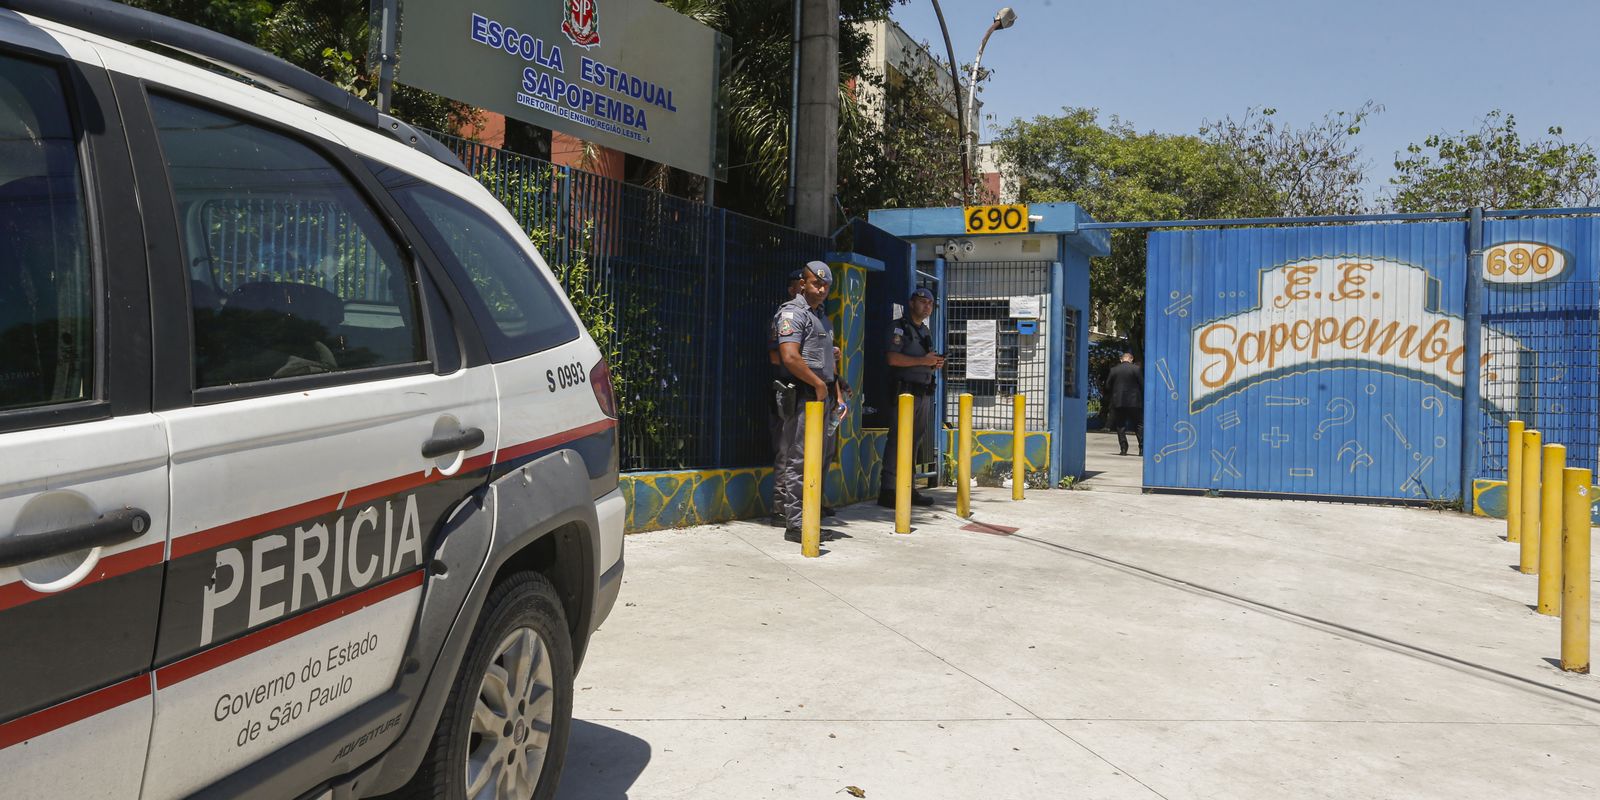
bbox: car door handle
[421,427,485,459]
[0,507,152,569]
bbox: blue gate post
[711,209,728,466]
[1047,256,1066,487]
[1461,207,1486,511]
[932,256,947,484]
[556,165,572,268]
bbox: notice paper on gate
[1008,296,1041,319]
[966,319,997,380]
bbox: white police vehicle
[0,2,624,798]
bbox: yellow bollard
[1538,444,1565,615]
[801,401,823,557]
[1520,430,1541,574]
[895,393,913,534]
[1012,394,1026,501]
[957,393,973,518]
[1561,467,1591,673]
[1507,420,1524,543]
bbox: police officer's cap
[804,260,833,285]
[787,268,804,283]
[910,287,935,301]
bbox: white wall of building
[858,19,974,126]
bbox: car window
[150,96,425,389]
[0,55,93,412]
[368,161,579,361]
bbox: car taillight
[590,358,617,418]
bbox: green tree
[125,1,968,222]
[125,0,467,131]
[995,107,1274,339]
[1389,110,1600,212]
[839,57,966,214]
[660,0,899,220]
[121,0,272,41]
[1201,101,1381,216]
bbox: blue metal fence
[197,198,395,304]
[1479,217,1600,479]
[428,130,829,471]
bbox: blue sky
[889,0,1600,197]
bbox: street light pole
[927,0,969,205]
[376,0,398,113]
[965,7,1016,200]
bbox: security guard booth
[865,204,1109,485]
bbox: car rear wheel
[398,572,573,800]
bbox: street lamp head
[994,7,1017,29]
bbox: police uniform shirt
[888,317,934,385]
[767,315,783,377]
[774,295,835,382]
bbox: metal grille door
[942,261,1051,430]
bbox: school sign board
[397,0,724,178]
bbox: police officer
[772,261,837,542]
[768,268,805,458]
[768,268,842,526]
[879,286,943,508]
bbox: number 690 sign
[964,204,1029,234]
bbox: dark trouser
[879,387,932,495]
[1110,406,1143,454]
[774,389,837,528]
[769,389,785,463]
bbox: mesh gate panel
[941,261,1050,430]
[1479,279,1600,477]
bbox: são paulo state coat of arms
[562,0,601,48]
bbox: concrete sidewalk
[557,481,1600,798]
[1081,428,1144,494]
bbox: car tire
[395,572,574,800]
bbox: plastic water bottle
[827,400,848,436]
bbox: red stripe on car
[0,674,151,750]
[156,570,425,689]
[0,541,165,613]
[169,493,344,560]
[496,418,615,463]
[0,421,608,611]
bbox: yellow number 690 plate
[964,204,1029,234]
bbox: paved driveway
[557,472,1600,799]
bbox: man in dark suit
[1104,352,1143,456]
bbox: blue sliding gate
[1141,215,1600,504]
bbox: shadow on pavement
[555,719,651,799]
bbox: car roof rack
[0,0,465,173]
